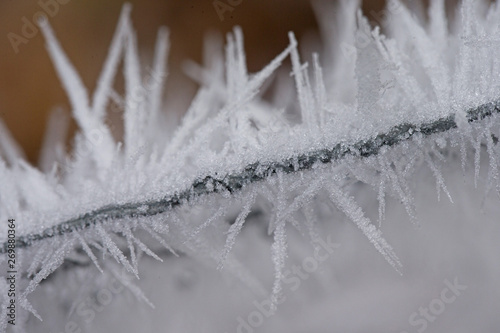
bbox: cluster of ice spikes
[1,0,500,331]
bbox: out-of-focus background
[1,0,403,164]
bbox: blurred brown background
[0,0,390,164]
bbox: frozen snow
[1,0,500,331]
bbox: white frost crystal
[1,1,500,332]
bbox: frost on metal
[1,0,500,331]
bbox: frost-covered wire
[3,1,500,331]
[2,98,498,254]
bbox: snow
[1,0,500,331]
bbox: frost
[187,206,226,245]
[140,221,178,257]
[328,178,402,273]
[21,238,75,320]
[109,264,154,309]
[425,150,453,203]
[218,191,256,270]
[378,155,417,224]
[128,231,163,263]
[483,121,500,197]
[377,175,386,228]
[1,0,500,331]
[96,224,138,278]
[39,108,69,174]
[76,233,103,273]
[0,120,25,165]
[26,242,51,278]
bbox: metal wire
[1,99,499,254]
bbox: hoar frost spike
[1,1,500,332]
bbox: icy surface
[1,0,500,332]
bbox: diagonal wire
[1,99,499,254]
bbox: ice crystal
[1,1,500,332]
